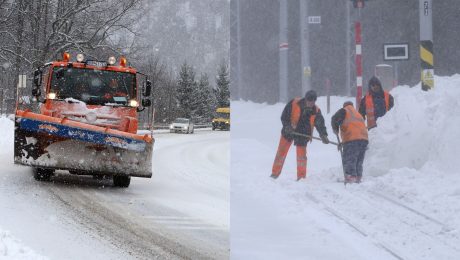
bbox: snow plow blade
[14,110,153,178]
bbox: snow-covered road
[0,120,229,259]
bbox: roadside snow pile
[362,74,460,229]
[365,74,460,175]
[0,228,47,259]
[0,116,14,156]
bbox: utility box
[374,64,394,91]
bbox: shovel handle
[291,132,339,146]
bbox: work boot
[344,175,357,184]
[270,174,279,179]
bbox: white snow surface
[0,115,228,259]
[231,75,460,259]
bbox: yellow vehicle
[212,107,230,130]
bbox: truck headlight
[169,125,173,129]
[47,92,56,100]
[108,56,116,65]
[76,53,85,62]
[129,99,138,107]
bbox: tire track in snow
[47,185,217,260]
[306,184,460,259]
[304,191,405,260]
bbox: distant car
[169,118,194,134]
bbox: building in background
[230,0,460,103]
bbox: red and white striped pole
[355,21,362,109]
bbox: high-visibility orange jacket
[340,105,368,143]
[359,90,393,129]
[281,97,328,146]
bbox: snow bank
[0,117,47,259]
[0,228,47,259]
[361,75,460,230]
[0,116,14,156]
[365,74,460,175]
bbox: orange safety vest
[365,91,390,129]
[290,98,319,135]
[340,105,368,143]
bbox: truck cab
[212,107,230,131]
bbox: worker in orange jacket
[271,90,329,181]
[332,101,369,183]
[359,76,394,129]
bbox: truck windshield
[49,67,135,105]
[216,112,230,119]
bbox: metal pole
[326,78,331,114]
[355,20,363,109]
[346,1,351,96]
[300,0,311,96]
[236,0,242,99]
[394,62,399,88]
[0,88,3,115]
[230,0,242,99]
[419,0,434,91]
[279,0,289,103]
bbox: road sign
[308,16,321,24]
[383,43,409,61]
[17,74,27,88]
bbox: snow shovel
[335,133,347,184]
[291,132,339,146]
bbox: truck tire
[33,168,53,181]
[113,175,131,187]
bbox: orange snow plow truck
[14,53,154,187]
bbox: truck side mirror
[33,69,42,88]
[142,99,151,107]
[143,80,152,97]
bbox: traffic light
[352,0,365,8]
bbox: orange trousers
[271,136,307,179]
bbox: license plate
[86,60,107,67]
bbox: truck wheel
[33,168,53,181]
[113,175,131,187]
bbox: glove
[282,125,294,139]
[284,125,294,134]
[320,135,329,144]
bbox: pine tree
[196,73,217,122]
[176,62,198,118]
[215,60,230,107]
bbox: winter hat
[368,76,382,90]
[343,101,353,108]
[305,90,317,101]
